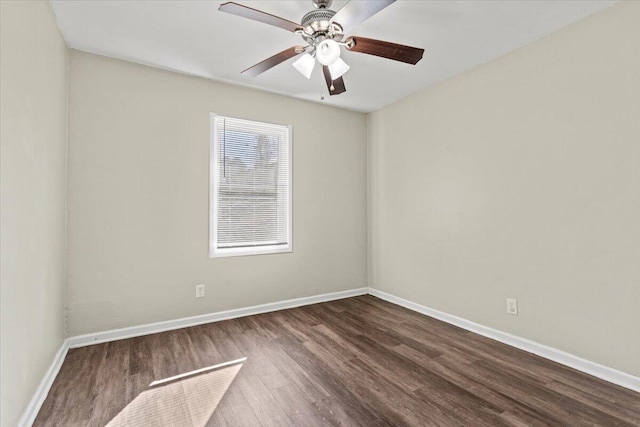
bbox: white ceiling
[49,0,616,112]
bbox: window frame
[209,113,293,258]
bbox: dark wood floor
[35,295,640,426]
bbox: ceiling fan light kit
[328,57,350,80]
[316,39,341,66]
[219,0,424,96]
[292,53,316,79]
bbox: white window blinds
[210,114,292,257]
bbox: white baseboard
[368,287,640,394]
[18,339,70,427]
[67,287,368,349]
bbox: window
[209,114,292,257]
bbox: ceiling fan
[218,0,424,96]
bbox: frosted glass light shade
[292,53,315,79]
[316,39,341,65]
[328,57,350,79]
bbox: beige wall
[66,50,367,335]
[0,1,69,425]
[368,1,640,376]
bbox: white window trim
[209,113,293,258]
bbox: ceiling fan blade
[219,2,302,33]
[242,46,306,77]
[330,0,395,35]
[322,65,346,96]
[346,36,424,65]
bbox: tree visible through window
[210,114,292,257]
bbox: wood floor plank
[34,296,640,426]
[217,384,261,426]
[270,383,333,426]
[91,340,130,426]
[234,370,294,427]
[545,380,640,425]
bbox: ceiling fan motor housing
[301,9,343,43]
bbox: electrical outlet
[196,284,205,298]
[506,298,518,315]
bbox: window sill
[209,245,292,258]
